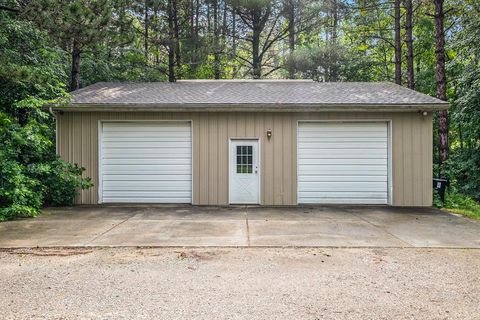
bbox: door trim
[98,120,193,204]
[296,120,393,205]
[228,138,261,205]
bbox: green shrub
[434,188,480,220]
[0,157,43,220]
[0,112,92,221]
[442,149,480,199]
[29,159,93,206]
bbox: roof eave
[48,102,449,112]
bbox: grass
[440,191,480,220]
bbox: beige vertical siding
[57,111,433,206]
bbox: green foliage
[435,189,480,220]
[286,44,378,81]
[22,0,114,49]
[0,112,93,221]
[29,159,93,207]
[438,0,480,199]
[81,47,168,85]
[0,9,92,221]
[0,9,68,118]
[0,155,43,220]
[442,149,480,199]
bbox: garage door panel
[103,123,191,130]
[103,131,191,138]
[102,148,192,159]
[101,122,192,203]
[103,158,191,165]
[102,137,191,143]
[103,166,191,175]
[298,142,387,149]
[103,174,192,181]
[298,122,389,204]
[299,159,387,165]
[298,198,388,205]
[300,181,387,188]
[298,132,387,139]
[300,191,388,198]
[103,127,191,133]
[299,152,387,158]
[103,180,191,188]
[298,136,387,142]
[102,197,192,203]
[103,191,191,197]
[103,141,191,148]
[299,175,388,182]
[299,122,386,130]
[299,166,388,175]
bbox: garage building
[51,80,448,206]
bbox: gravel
[1,247,479,320]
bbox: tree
[167,0,176,81]
[286,0,296,78]
[22,0,128,91]
[232,0,292,78]
[212,0,222,78]
[432,0,449,170]
[0,8,92,220]
[393,0,402,84]
[404,0,414,89]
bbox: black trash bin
[433,178,448,202]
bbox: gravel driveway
[1,247,479,319]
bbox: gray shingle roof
[63,80,448,111]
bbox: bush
[29,159,93,206]
[442,148,480,200]
[0,112,92,221]
[0,157,43,220]
[434,188,480,220]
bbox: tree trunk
[434,0,448,167]
[195,0,199,40]
[213,0,220,79]
[404,0,414,89]
[173,0,181,79]
[70,39,81,91]
[252,29,261,79]
[207,1,211,33]
[332,0,338,43]
[190,0,194,37]
[231,6,237,78]
[144,0,149,62]
[394,0,402,85]
[167,0,175,82]
[222,0,227,36]
[331,0,339,81]
[287,0,295,79]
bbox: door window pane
[236,145,253,174]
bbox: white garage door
[298,122,389,204]
[101,122,192,203]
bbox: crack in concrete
[85,213,136,245]
[347,210,414,247]
[245,206,251,246]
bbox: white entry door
[229,140,260,204]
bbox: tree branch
[0,4,20,12]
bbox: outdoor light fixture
[266,129,272,140]
[420,111,428,116]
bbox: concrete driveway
[0,205,479,248]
